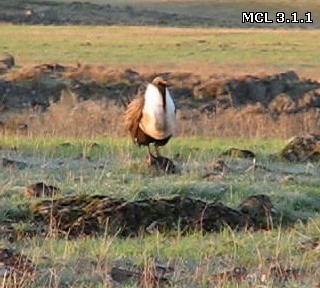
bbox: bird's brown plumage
[124,94,144,142]
[124,76,175,157]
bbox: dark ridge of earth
[0,0,222,27]
[1,62,320,119]
[0,0,317,28]
[32,194,277,237]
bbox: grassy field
[1,24,320,76]
[0,8,320,286]
[1,135,320,287]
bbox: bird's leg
[155,144,161,157]
[147,145,155,164]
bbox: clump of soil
[238,194,276,230]
[110,262,172,287]
[24,182,60,198]
[205,159,228,173]
[0,53,14,72]
[32,194,278,237]
[147,155,177,174]
[280,134,320,162]
[221,148,256,159]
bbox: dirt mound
[238,194,276,229]
[1,64,320,137]
[147,155,178,174]
[2,64,320,114]
[280,134,320,162]
[0,71,66,111]
[32,194,277,237]
[1,64,145,111]
[195,71,320,114]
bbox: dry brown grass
[33,89,124,137]
[3,89,319,139]
[180,107,320,138]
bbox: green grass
[1,135,320,287]
[1,24,320,72]
[0,3,319,285]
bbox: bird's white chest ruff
[139,83,176,140]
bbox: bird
[124,76,176,161]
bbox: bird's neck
[158,85,166,110]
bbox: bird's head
[152,76,167,87]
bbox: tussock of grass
[0,201,30,222]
